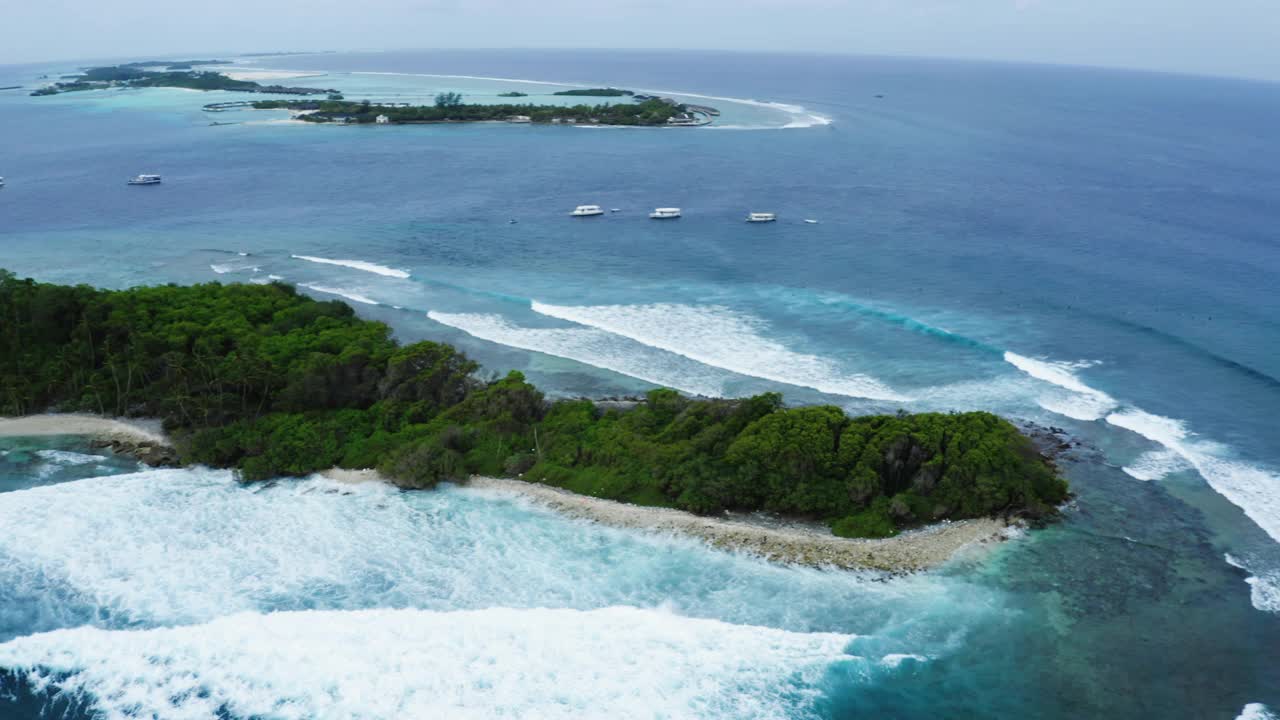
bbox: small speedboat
[610,208,621,213]
[571,205,605,217]
[803,219,819,224]
[649,207,682,219]
[746,212,777,223]
[128,174,162,185]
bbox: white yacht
[571,205,604,217]
[804,219,819,224]
[649,207,682,219]
[128,174,162,186]
[746,212,777,223]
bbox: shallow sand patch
[0,414,168,446]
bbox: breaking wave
[299,283,380,306]
[0,606,853,720]
[1107,409,1280,545]
[427,311,730,397]
[531,302,908,401]
[1225,555,1280,615]
[290,254,410,279]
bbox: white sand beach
[0,414,168,446]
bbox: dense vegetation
[553,88,634,97]
[250,97,689,126]
[32,66,334,97]
[0,272,1067,537]
[498,91,529,97]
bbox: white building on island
[375,114,390,124]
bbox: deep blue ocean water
[0,50,1278,718]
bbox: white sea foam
[299,283,380,306]
[531,302,908,401]
[1108,409,1280,545]
[1225,555,1280,614]
[427,311,729,397]
[1238,703,1279,720]
[290,254,411,279]
[879,653,928,668]
[0,467,990,635]
[1003,352,1117,420]
[33,450,103,466]
[0,606,850,720]
[1121,449,1193,482]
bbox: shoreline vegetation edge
[0,414,1019,572]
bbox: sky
[2,0,1278,81]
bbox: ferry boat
[746,212,777,223]
[571,205,604,217]
[128,174,162,186]
[649,208,682,219]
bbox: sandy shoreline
[0,414,168,446]
[0,417,1013,572]
[319,469,1014,572]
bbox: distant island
[0,271,1069,540]
[497,91,528,97]
[553,88,634,97]
[248,91,715,126]
[31,64,336,97]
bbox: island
[0,270,1068,544]
[31,64,336,97]
[553,88,634,97]
[497,91,528,98]
[249,91,714,126]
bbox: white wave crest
[1108,409,1280,544]
[532,302,908,401]
[1238,703,1279,720]
[427,311,728,397]
[0,606,852,720]
[1225,555,1280,615]
[299,283,380,306]
[1122,449,1193,482]
[290,254,410,279]
[1004,352,1117,420]
[34,450,103,466]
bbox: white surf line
[531,301,907,402]
[290,254,410,279]
[299,284,380,306]
[348,71,832,128]
[1107,408,1280,546]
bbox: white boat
[649,207,682,219]
[128,174,162,186]
[804,219,819,224]
[746,212,777,223]
[571,205,604,217]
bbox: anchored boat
[649,208,682,219]
[571,205,604,217]
[746,212,777,223]
[128,174,162,186]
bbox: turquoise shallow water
[0,50,1278,717]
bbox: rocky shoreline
[0,414,178,467]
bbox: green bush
[0,270,1068,537]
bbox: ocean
[0,49,1277,718]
